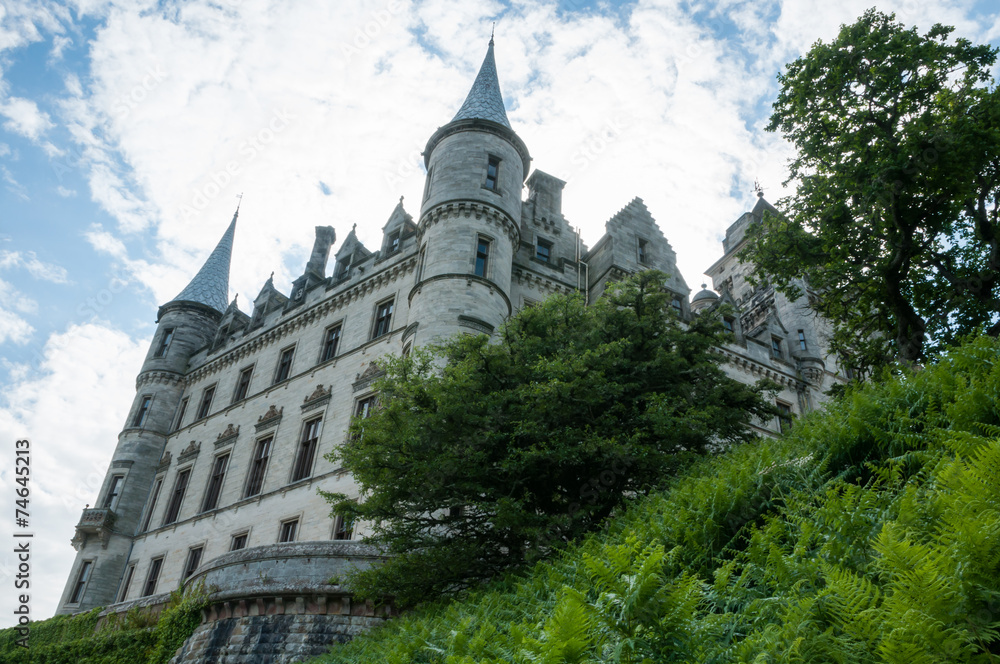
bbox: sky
[0,0,998,628]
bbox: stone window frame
[371,298,395,340]
[385,230,401,255]
[332,513,354,541]
[474,234,493,278]
[535,236,553,263]
[118,563,137,603]
[195,384,216,420]
[180,545,205,585]
[243,435,274,499]
[423,166,433,201]
[290,417,322,483]
[798,329,808,351]
[172,397,189,432]
[132,394,153,428]
[771,336,784,360]
[101,474,126,510]
[273,345,296,385]
[153,327,174,358]
[141,476,164,532]
[776,400,793,434]
[637,237,649,265]
[483,154,502,193]
[278,516,301,543]
[232,365,255,403]
[68,559,94,604]
[230,530,250,551]
[141,556,165,597]
[319,321,344,364]
[161,466,192,527]
[200,452,231,513]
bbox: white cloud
[0,250,70,283]
[0,96,54,140]
[0,323,147,624]
[56,185,77,197]
[1,165,28,200]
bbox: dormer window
[387,231,400,254]
[771,336,783,360]
[485,156,500,192]
[637,239,648,264]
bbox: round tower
[409,38,530,346]
[57,211,237,614]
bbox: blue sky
[0,0,998,626]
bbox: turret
[409,37,530,345]
[57,209,238,614]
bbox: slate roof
[452,39,511,128]
[171,209,237,313]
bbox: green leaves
[745,10,1000,372]
[324,271,774,606]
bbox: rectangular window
[671,296,683,314]
[485,156,500,191]
[771,336,783,360]
[321,325,342,363]
[423,167,433,201]
[173,397,188,432]
[118,564,136,602]
[69,561,93,603]
[333,515,353,540]
[132,396,152,427]
[196,385,216,420]
[798,330,807,351]
[142,557,163,597]
[279,519,298,543]
[162,468,191,526]
[372,299,394,339]
[201,454,230,512]
[777,402,793,433]
[244,437,272,498]
[535,238,552,263]
[355,395,377,420]
[274,347,295,384]
[230,533,248,551]
[387,231,400,254]
[233,366,253,403]
[291,419,321,482]
[142,478,163,532]
[474,237,490,277]
[102,475,124,510]
[723,317,734,334]
[638,239,648,264]
[154,328,174,358]
[182,546,203,581]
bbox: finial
[490,21,495,45]
[269,271,274,281]
[352,223,357,233]
[236,192,243,213]
[753,180,764,198]
[702,283,707,289]
[399,195,404,204]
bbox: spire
[170,207,237,313]
[451,38,510,128]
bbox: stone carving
[178,440,201,462]
[304,384,332,404]
[217,423,239,440]
[258,405,282,422]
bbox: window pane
[322,326,341,362]
[244,438,272,498]
[142,558,163,597]
[70,561,92,603]
[201,454,229,512]
[475,239,490,277]
[163,469,190,525]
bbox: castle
[58,38,845,653]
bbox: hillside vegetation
[311,335,1000,663]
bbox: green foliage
[323,270,776,605]
[742,9,1000,372]
[308,335,1000,664]
[0,584,210,664]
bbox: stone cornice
[408,273,512,316]
[183,257,417,386]
[417,200,520,246]
[715,346,805,391]
[512,266,577,297]
[135,370,184,390]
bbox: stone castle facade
[58,39,846,654]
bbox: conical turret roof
[452,38,510,128]
[170,208,237,313]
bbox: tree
[742,10,1000,374]
[323,271,776,606]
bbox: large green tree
[323,271,775,605]
[742,10,1000,373]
